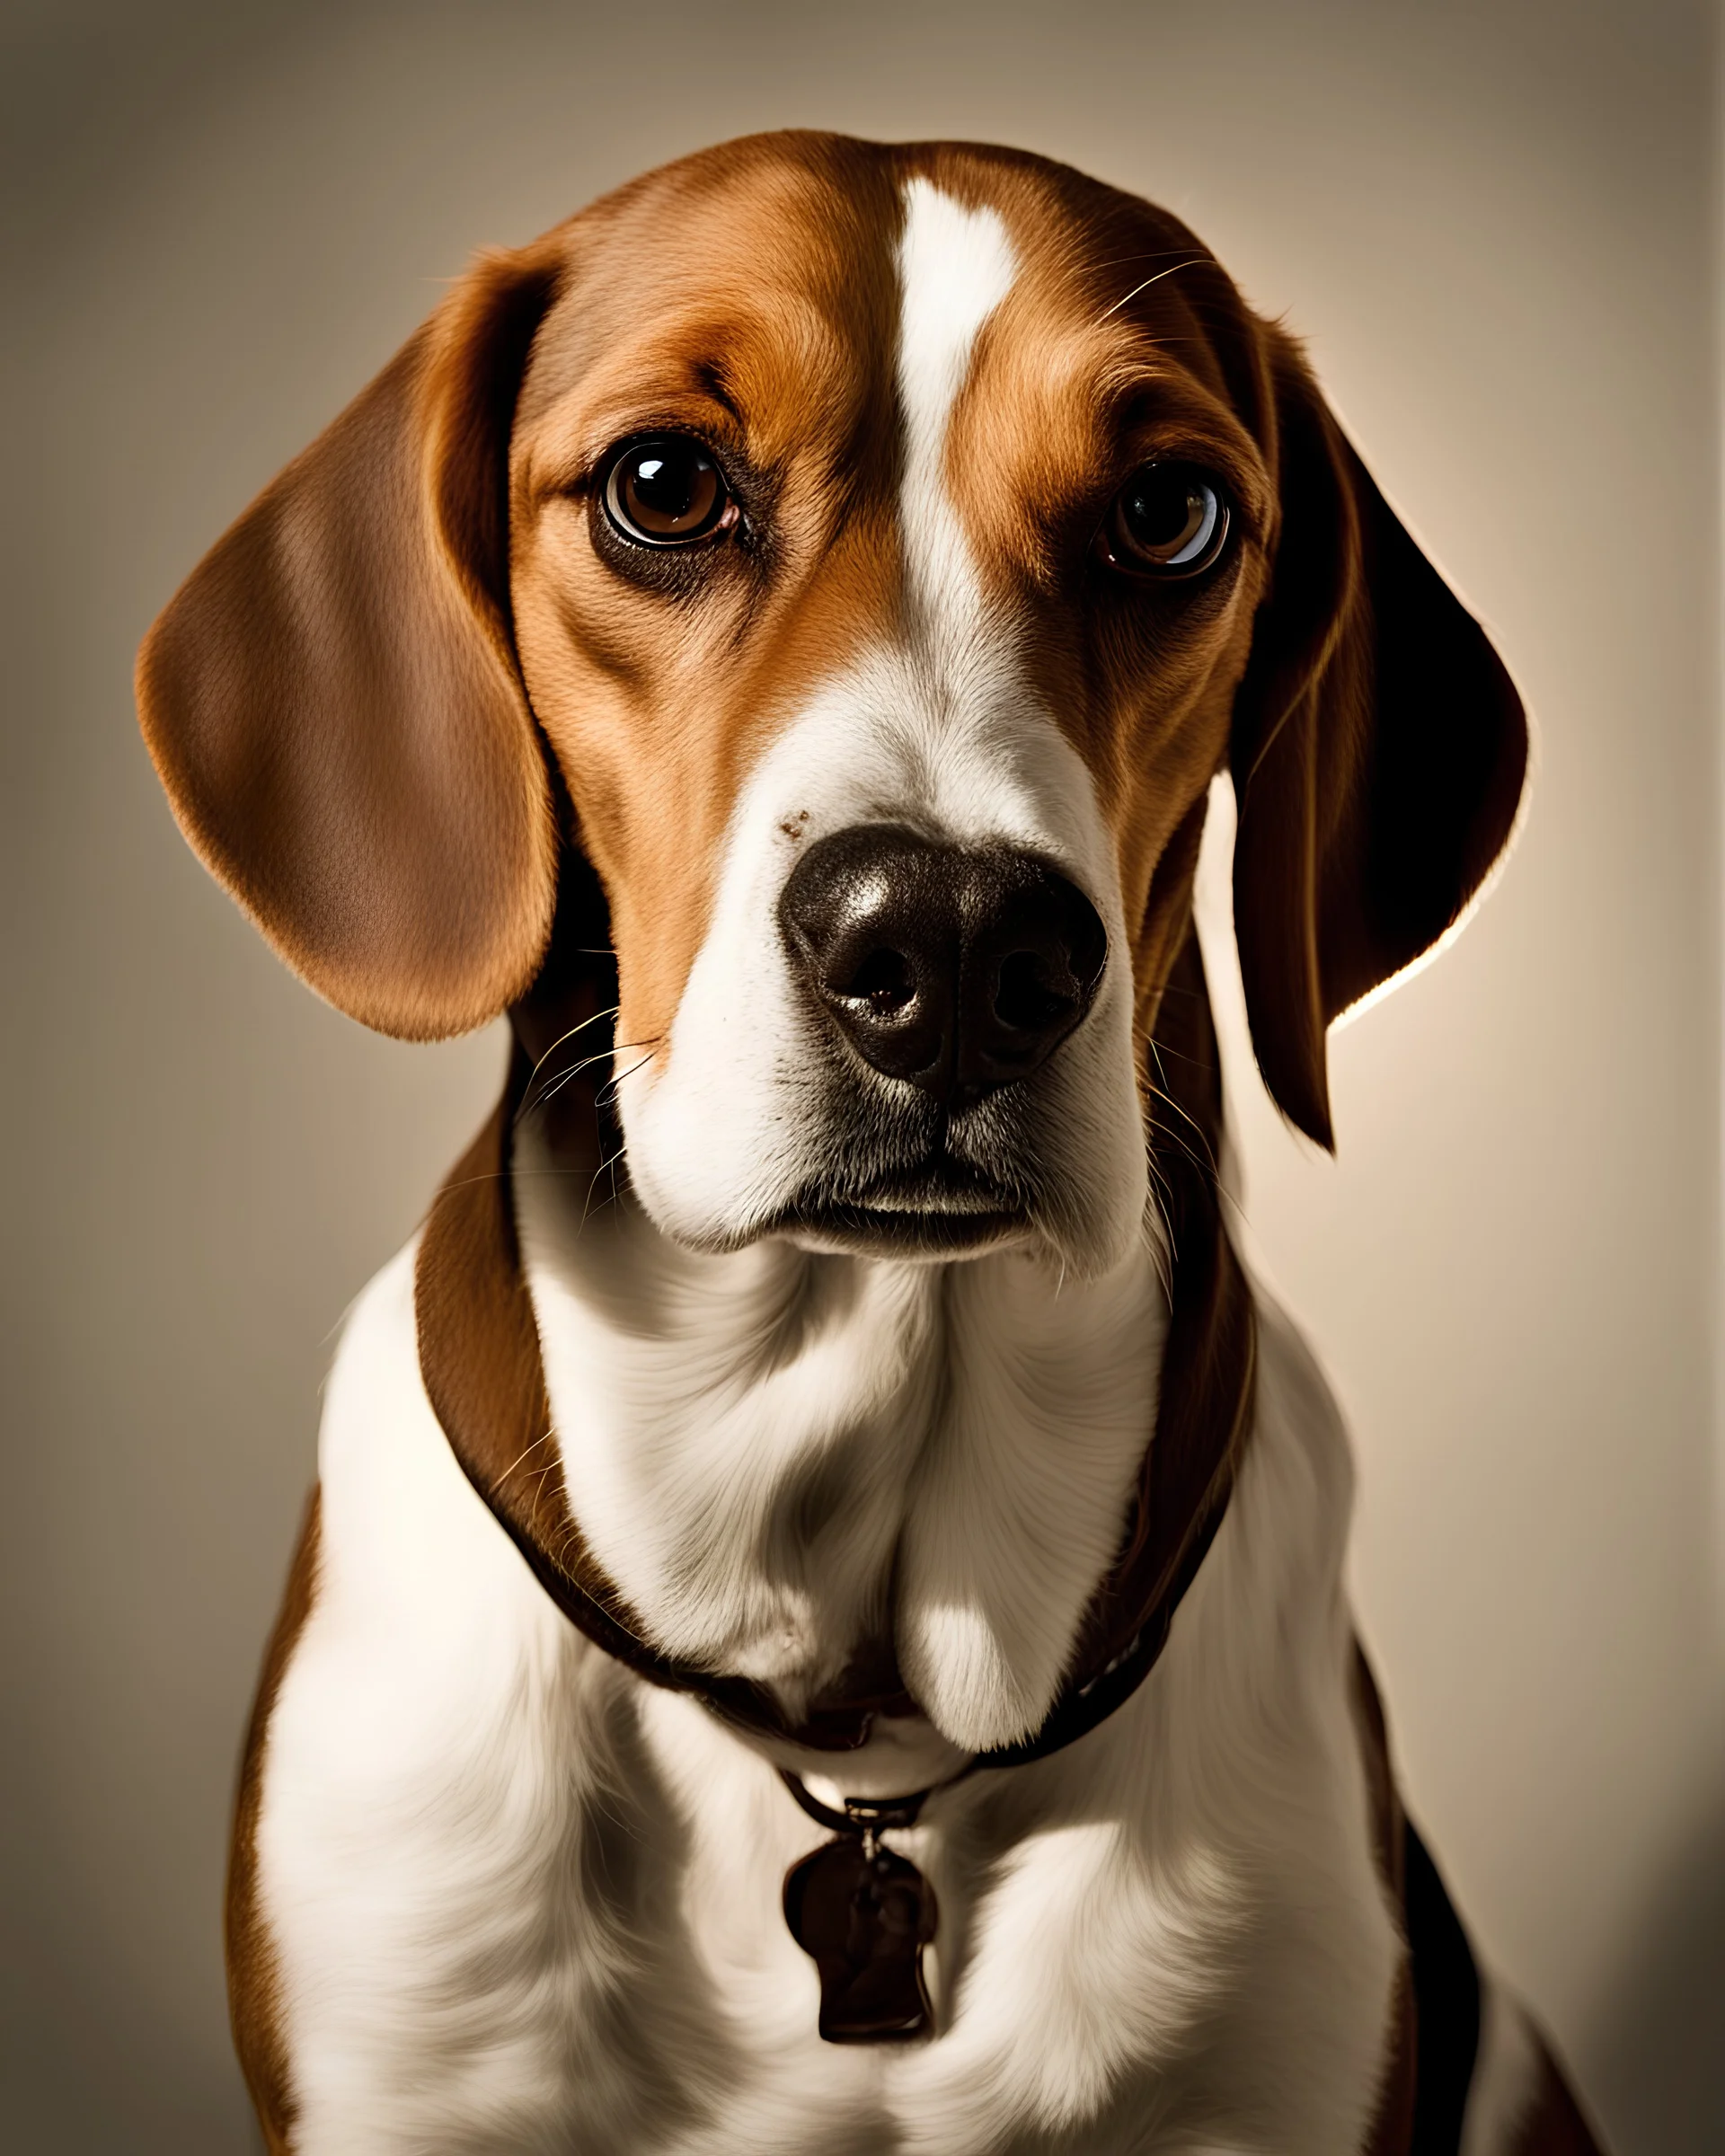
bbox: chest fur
[515,1126,1168,1754]
[252,1242,1397,2155]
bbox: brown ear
[137,243,564,1039]
[1229,330,1527,1147]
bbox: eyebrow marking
[895,177,1017,631]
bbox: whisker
[534,1053,650,1239]
[526,1006,621,1093]
[580,1120,637,1232]
[1146,1105,1217,1190]
[493,1428,558,1490]
[1146,1081,1256,1236]
[1089,247,1212,271]
[1147,1046,1220,1168]
[1097,255,1208,323]
[523,1039,658,1117]
[592,1053,653,1117]
[424,1168,514,1197]
[523,1050,615,1113]
[1145,1157,1179,1280]
[1146,1107,1218,1192]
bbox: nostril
[845,948,916,1016]
[994,950,1075,1033]
[780,824,1104,1100]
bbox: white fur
[255,1247,708,2155]
[894,176,1015,638]
[257,1247,1402,2153]
[518,1118,1164,1758]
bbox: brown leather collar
[413,922,1255,1768]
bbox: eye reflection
[1100,464,1231,579]
[602,437,733,546]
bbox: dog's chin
[637,1174,1136,1275]
[631,1152,1041,1265]
[620,1052,1152,1278]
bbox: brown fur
[137,244,566,1038]
[1355,1648,1420,2156]
[226,1488,321,2151]
[1227,357,1528,1143]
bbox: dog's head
[138,133,1526,1277]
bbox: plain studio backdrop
[3,2,1721,2149]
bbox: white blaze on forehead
[897,178,1017,624]
[619,173,1148,1284]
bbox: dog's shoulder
[248,1246,731,2152]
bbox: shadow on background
[1589,1768,1725,2150]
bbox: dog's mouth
[769,1156,1031,1258]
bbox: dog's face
[508,146,1273,1270]
[137,134,1526,1270]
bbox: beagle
[137,132,1607,2156]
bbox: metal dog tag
[783,1833,938,2043]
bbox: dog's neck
[416,919,1252,1786]
[514,1127,1168,1763]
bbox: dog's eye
[602,437,736,547]
[1099,464,1230,579]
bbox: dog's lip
[779,1203,1028,1258]
[829,1156,1022,1215]
[767,1160,1031,1254]
[848,1182,1004,1216]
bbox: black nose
[779,825,1108,1103]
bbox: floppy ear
[1228,329,1527,1147]
[136,243,564,1039]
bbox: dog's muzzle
[779,825,1107,1108]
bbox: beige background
[3,2,1720,2149]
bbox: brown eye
[1101,463,1230,578]
[602,436,734,546]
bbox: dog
[137,131,1608,2155]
